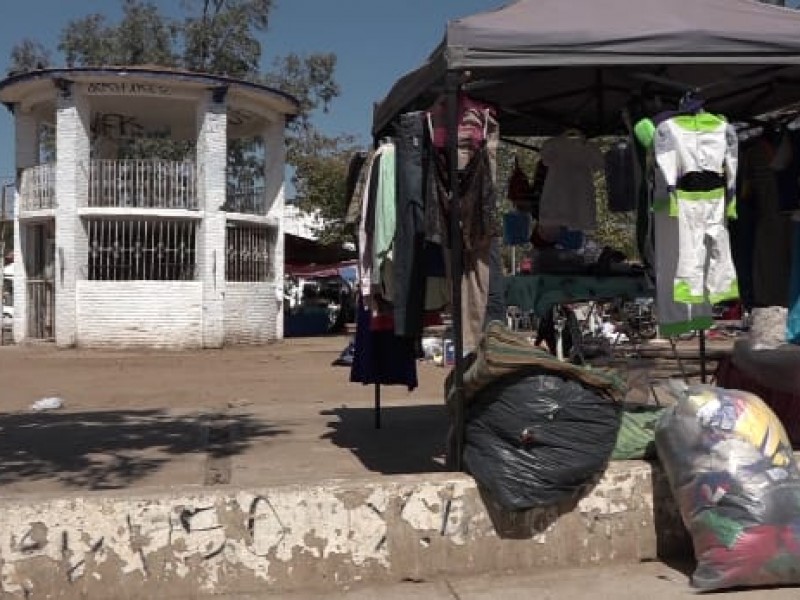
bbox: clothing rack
[499,136,541,153]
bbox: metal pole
[699,329,707,383]
[446,71,465,471]
[511,245,516,276]
[374,384,381,429]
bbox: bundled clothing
[656,384,800,591]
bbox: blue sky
[0,0,503,178]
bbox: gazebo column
[196,89,227,348]
[12,109,38,342]
[54,82,90,347]
[263,117,286,339]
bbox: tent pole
[374,383,381,429]
[446,71,466,472]
[699,329,707,384]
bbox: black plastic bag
[464,371,621,511]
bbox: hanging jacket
[654,112,738,218]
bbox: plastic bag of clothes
[464,370,621,511]
[655,383,800,591]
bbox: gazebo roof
[0,65,300,117]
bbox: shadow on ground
[0,409,286,490]
[321,404,448,475]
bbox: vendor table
[504,273,652,316]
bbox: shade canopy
[284,234,357,266]
[373,0,800,137]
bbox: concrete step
[0,461,692,599]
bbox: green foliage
[8,39,51,74]
[263,53,340,133]
[59,1,178,68]
[290,131,360,244]
[181,0,271,77]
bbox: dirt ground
[0,334,731,496]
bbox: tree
[8,39,51,74]
[9,0,354,244]
[290,131,359,244]
[182,0,271,77]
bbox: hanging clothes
[770,126,800,213]
[433,142,499,354]
[344,151,370,226]
[357,148,382,299]
[653,209,714,336]
[371,140,397,301]
[605,138,638,212]
[741,136,792,307]
[654,112,739,305]
[788,220,800,344]
[529,160,548,220]
[538,131,604,231]
[350,295,418,391]
[429,92,498,174]
[502,210,532,246]
[424,93,501,355]
[635,117,713,335]
[393,111,435,338]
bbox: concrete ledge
[0,461,691,599]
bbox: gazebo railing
[87,159,198,210]
[224,182,267,215]
[19,163,56,212]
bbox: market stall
[367,0,800,467]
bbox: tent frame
[372,0,800,471]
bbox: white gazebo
[0,66,299,348]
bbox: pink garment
[429,93,497,152]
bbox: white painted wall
[12,111,38,342]
[55,87,91,348]
[196,92,227,349]
[223,282,280,344]
[76,281,202,348]
[12,79,290,348]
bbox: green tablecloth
[505,273,652,315]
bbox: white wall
[223,282,280,344]
[55,88,91,347]
[76,281,203,348]
[196,91,227,348]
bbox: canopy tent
[373,0,800,138]
[284,233,356,266]
[370,0,800,470]
[286,260,358,283]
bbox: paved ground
[0,335,454,494]
[0,334,731,495]
[221,561,800,599]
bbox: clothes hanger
[561,127,585,142]
[677,90,705,115]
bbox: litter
[30,397,64,411]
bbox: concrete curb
[0,461,691,599]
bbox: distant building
[283,202,323,240]
[0,66,299,348]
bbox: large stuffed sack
[655,383,800,591]
[464,370,621,511]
